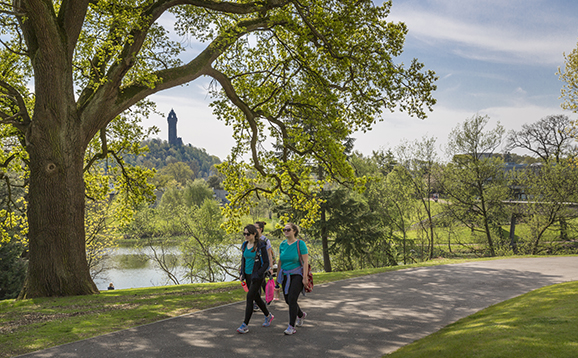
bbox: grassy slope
[1,257,576,358]
[385,280,578,358]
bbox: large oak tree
[0,0,436,297]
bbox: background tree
[383,166,418,250]
[0,0,435,297]
[153,162,196,189]
[506,115,576,164]
[85,199,121,280]
[395,136,439,259]
[507,115,577,241]
[299,187,395,271]
[514,161,578,254]
[206,175,223,190]
[440,115,508,256]
[558,41,578,113]
[180,200,239,283]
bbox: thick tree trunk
[19,113,98,298]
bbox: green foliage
[558,41,578,113]
[85,199,122,279]
[125,139,221,182]
[0,241,27,300]
[199,0,436,231]
[395,137,439,259]
[0,0,437,297]
[155,162,195,189]
[512,161,578,254]
[157,179,215,216]
[180,200,239,283]
[440,115,508,256]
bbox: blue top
[279,239,308,271]
[243,245,258,274]
[261,235,272,251]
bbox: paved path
[18,257,578,358]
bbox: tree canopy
[0,0,436,297]
[559,41,578,113]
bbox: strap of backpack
[297,239,304,267]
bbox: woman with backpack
[255,221,275,304]
[237,224,275,334]
[277,222,309,335]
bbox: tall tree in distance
[0,0,436,297]
[441,115,507,257]
[395,136,439,260]
[506,115,576,164]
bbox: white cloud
[352,103,575,160]
[389,1,578,65]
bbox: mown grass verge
[385,280,578,358]
[0,256,572,357]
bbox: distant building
[213,189,230,205]
[167,109,183,146]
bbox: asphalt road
[17,257,578,358]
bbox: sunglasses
[282,228,292,232]
[243,232,252,236]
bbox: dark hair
[255,221,266,231]
[286,222,299,236]
[244,224,260,252]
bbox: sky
[145,0,578,161]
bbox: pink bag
[265,278,275,304]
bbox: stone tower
[167,109,182,146]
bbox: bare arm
[302,253,309,286]
[267,247,274,273]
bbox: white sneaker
[284,325,297,335]
[296,312,307,327]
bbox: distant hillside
[125,139,222,179]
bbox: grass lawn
[385,280,578,358]
[1,257,576,357]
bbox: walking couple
[237,222,310,335]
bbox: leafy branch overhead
[0,0,436,233]
[0,0,435,297]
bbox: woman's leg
[283,274,304,327]
[245,278,269,324]
[253,278,270,316]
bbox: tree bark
[19,102,98,298]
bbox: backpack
[241,240,265,280]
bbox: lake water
[93,246,237,291]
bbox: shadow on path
[19,257,578,358]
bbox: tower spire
[167,109,182,146]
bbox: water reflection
[93,246,208,291]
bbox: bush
[0,241,27,300]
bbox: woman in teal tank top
[277,222,309,335]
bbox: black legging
[283,274,304,327]
[244,278,270,325]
